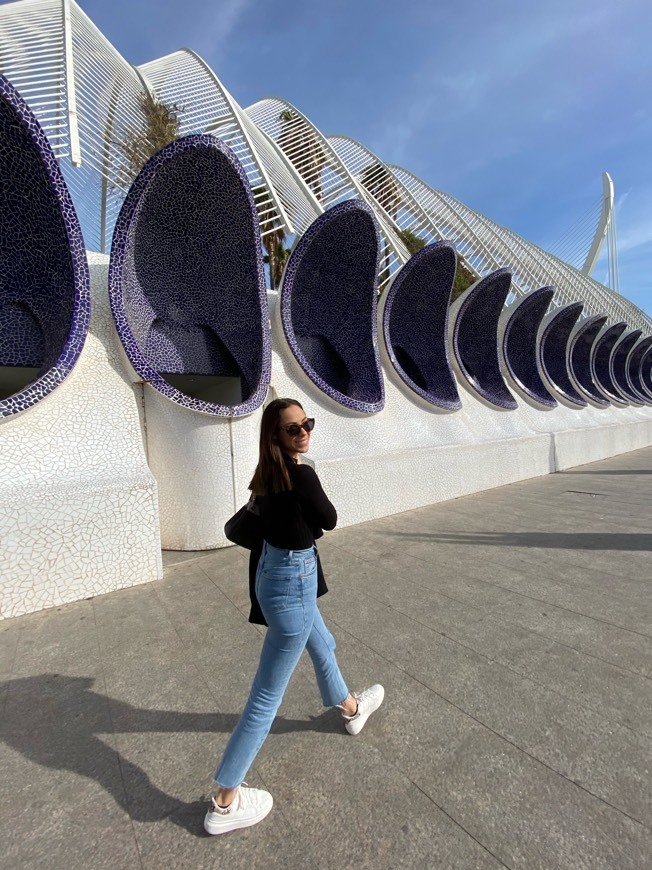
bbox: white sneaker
[204,784,273,835]
[344,684,385,736]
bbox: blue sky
[77,0,652,316]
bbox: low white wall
[2,273,651,620]
[0,254,161,619]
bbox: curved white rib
[1,0,650,330]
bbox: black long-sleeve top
[259,455,337,547]
[248,454,337,625]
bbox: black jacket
[248,454,336,625]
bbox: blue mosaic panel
[592,322,628,404]
[109,135,270,416]
[280,199,384,413]
[568,315,609,406]
[611,330,644,405]
[538,302,586,407]
[452,268,517,410]
[503,287,557,408]
[0,75,90,418]
[382,241,460,410]
[640,345,652,399]
[628,336,652,403]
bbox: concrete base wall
[0,254,161,620]
[2,273,651,619]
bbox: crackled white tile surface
[0,254,161,619]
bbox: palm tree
[360,162,402,219]
[397,228,426,257]
[114,91,181,187]
[278,109,326,202]
[262,226,291,292]
[360,162,404,289]
[451,256,478,302]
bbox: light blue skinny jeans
[214,541,350,789]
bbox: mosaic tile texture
[568,315,610,406]
[628,337,652,402]
[279,199,384,414]
[109,134,270,416]
[501,287,556,408]
[592,322,628,405]
[451,268,518,410]
[0,75,90,418]
[640,346,652,399]
[538,302,586,408]
[1,255,161,619]
[380,241,461,410]
[612,330,644,405]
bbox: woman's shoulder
[291,460,319,480]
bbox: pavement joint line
[371,557,652,681]
[396,763,512,869]
[456,552,652,603]
[349,569,652,683]
[366,605,652,743]
[329,596,652,746]
[329,617,652,835]
[328,537,652,644]
[90,597,145,870]
[195,563,267,636]
[327,540,652,643]
[387,545,652,614]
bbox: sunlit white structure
[1,0,652,622]
[0,0,648,327]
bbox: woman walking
[205,398,384,835]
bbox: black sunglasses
[278,418,315,437]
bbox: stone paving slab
[1,447,651,869]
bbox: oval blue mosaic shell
[452,268,517,410]
[381,241,461,410]
[639,345,652,399]
[628,336,652,403]
[279,200,384,414]
[538,302,586,407]
[568,315,609,406]
[0,75,90,418]
[108,134,270,416]
[592,322,628,405]
[611,330,644,405]
[502,287,557,408]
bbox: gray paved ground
[1,447,651,869]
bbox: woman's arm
[290,464,337,530]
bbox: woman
[205,398,384,835]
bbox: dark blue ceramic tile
[627,336,652,403]
[568,315,609,406]
[538,302,586,407]
[108,135,270,416]
[279,199,384,413]
[592,322,628,404]
[382,241,460,410]
[503,287,557,408]
[0,75,90,418]
[452,268,517,410]
[611,330,643,405]
[639,345,652,399]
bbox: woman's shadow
[1,673,338,835]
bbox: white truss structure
[0,0,649,329]
[246,98,411,291]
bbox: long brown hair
[249,398,304,496]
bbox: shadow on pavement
[390,531,652,551]
[0,673,339,835]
